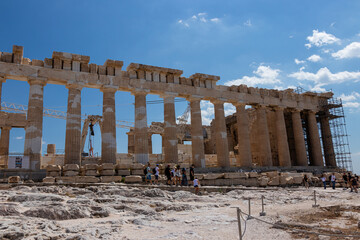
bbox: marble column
[24,77,46,170]
[127,130,135,154]
[148,133,153,154]
[255,105,272,167]
[307,110,324,166]
[189,98,205,168]
[320,112,336,167]
[101,88,117,164]
[0,77,5,111]
[64,84,82,165]
[275,107,291,167]
[235,103,252,167]
[133,91,149,164]
[162,94,178,163]
[0,126,11,159]
[291,109,308,166]
[212,100,230,168]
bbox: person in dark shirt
[342,173,348,189]
[189,164,195,186]
[350,176,358,193]
[165,165,171,185]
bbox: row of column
[0,75,335,169]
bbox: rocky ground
[0,184,359,240]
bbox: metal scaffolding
[325,97,353,171]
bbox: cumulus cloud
[225,65,281,87]
[305,30,340,48]
[15,136,23,140]
[294,58,305,64]
[288,67,360,86]
[177,13,220,28]
[307,54,322,62]
[198,101,237,126]
[332,42,360,59]
[339,92,360,110]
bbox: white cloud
[289,35,294,39]
[225,65,281,87]
[15,136,23,140]
[339,92,360,110]
[177,13,220,28]
[295,58,305,64]
[224,103,236,116]
[244,19,252,27]
[330,22,336,27]
[332,42,360,59]
[200,101,214,125]
[288,67,360,86]
[305,30,340,48]
[307,54,322,62]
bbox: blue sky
[1,0,359,173]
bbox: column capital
[307,109,317,114]
[66,82,83,90]
[210,98,227,105]
[131,89,149,96]
[28,76,47,86]
[232,102,247,107]
[253,104,268,109]
[159,92,178,99]
[0,73,6,83]
[100,86,117,93]
[186,95,203,102]
[1,126,12,130]
[290,108,302,113]
[273,106,286,111]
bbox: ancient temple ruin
[0,45,353,176]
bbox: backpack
[152,168,156,174]
[143,168,148,175]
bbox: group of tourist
[303,172,359,192]
[143,163,200,194]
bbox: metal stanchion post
[247,198,253,220]
[312,190,319,207]
[260,195,266,216]
[236,207,243,240]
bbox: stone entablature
[0,45,331,111]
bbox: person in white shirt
[193,177,200,194]
[331,173,336,189]
[321,174,326,189]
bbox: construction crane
[80,115,102,156]
[177,102,190,124]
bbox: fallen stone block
[131,163,144,170]
[85,170,99,176]
[293,176,303,184]
[43,177,55,183]
[258,177,269,187]
[100,169,115,176]
[101,176,123,183]
[280,176,294,185]
[131,169,144,175]
[248,172,258,178]
[64,171,79,177]
[194,174,204,180]
[117,169,131,176]
[47,171,61,177]
[266,171,279,178]
[63,164,80,171]
[56,177,76,183]
[224,172,242,179]
[46,165,61,172]
[8,176,21,184]
[124,175,142,183]
[75,176,100,183]
[203,173,224,180]
[101,163,115,170]
[84,164,99,170]
[115,163,132,170]
[239,172,248,178]
[268,176,280,186]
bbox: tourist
[154,164,160,184]
[321,174,326,189]
[181,167,188,186]
[331,173,336,189]
[347,172,352,188]
[303,174,309,189]
[171,167,176,185]
[193,177,200,194]
[342,172,348,189]
[165,164,171,185]
[189,164,195,186]
[176,165,181,185]
[350,176,358,193]
[146,162,152,184]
